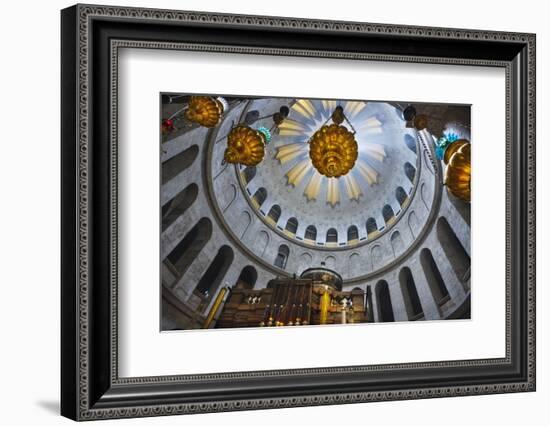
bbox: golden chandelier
[185,96,225,128]
[444,140,471,202]
[224,126,270,166]
[308,106,358,178]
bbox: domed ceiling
[230,98,420,248]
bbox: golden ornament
[185,96,224,128]
[414,114,428,130]
[224,126,266,166]
[443,139,469,165]
[444,142,471,202]
[309,124,358,178]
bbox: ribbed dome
[234,100,419,249]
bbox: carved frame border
[61,3,536,421]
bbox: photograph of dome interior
[160,94,471,331]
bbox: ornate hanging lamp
[444,141,471,202]
[185,96,227,128]
[442,139,469,165]
[223,126,271,166]
[308,106,358,178]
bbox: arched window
[162,145,199,184]
[404,162,416,183]
[420,248,450,308]
[324,256,336,270]
[235,266,258,289]
[399,267,423,320]
[371,245,383,270]
[347,225,359,242]
[274,245,290,269]
[366,285,375,322]
[395,186,408,206]
[162,183,198,231]
[382,204,395,224]
[164,218,212,283]
[285,217,298,234]
[391,231,404,256]
[305,225,317,241]
[326,228,338,244]
[404,134,417,154]
[366,218,378,235]
[242,166,257,184]
[195,245,234,302]
[375,280,394,322]
[237,210,252,239]
[437,217,471,285]
[267,204,281,223]
[252,187,267,207]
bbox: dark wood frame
[61,4,536,421]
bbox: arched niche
[382,204,395,224]
[304,225,317,242]
[251,187,267,208]
[347,225,359,242]
[375,280,395,322]
[285,217,298,234]
[404,133,417,154]
[437,217,471,286]
[420,248,450,310]
[242,166,257,184]
[162,145,199,184]
[404,161,416,183]
[326,228,338,244]
[396,186,408,206]
[195,245,234,304]
[234,265,258,289]
[267,204,281,224]
[366,218,378,236]
[274,244,290,269]
[162,183,198,231]
[164,218,212,282]
[399,267,423,320]
[391,231,404,257]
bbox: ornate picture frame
[61,4,536,420]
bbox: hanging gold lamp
[185,96,226,128]
[308,106,358,178]
[414,114,428,130]
[444,142,471,202]
[224,126,270,166]
[443,139,469,165]
[309,122,358,178]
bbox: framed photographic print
[61,4,536,421]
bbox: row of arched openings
[162,213,468,316]
[162,216,260,311]
[267,204,410,248]
[242,162,415,246]
[257,186,411,244]
[374,249,448,322]
[163,224,231,309]
[373,218,470,321]
[161,144,202,231]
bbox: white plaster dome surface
[224,98,420,247]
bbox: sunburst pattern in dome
[274,99,386,206]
